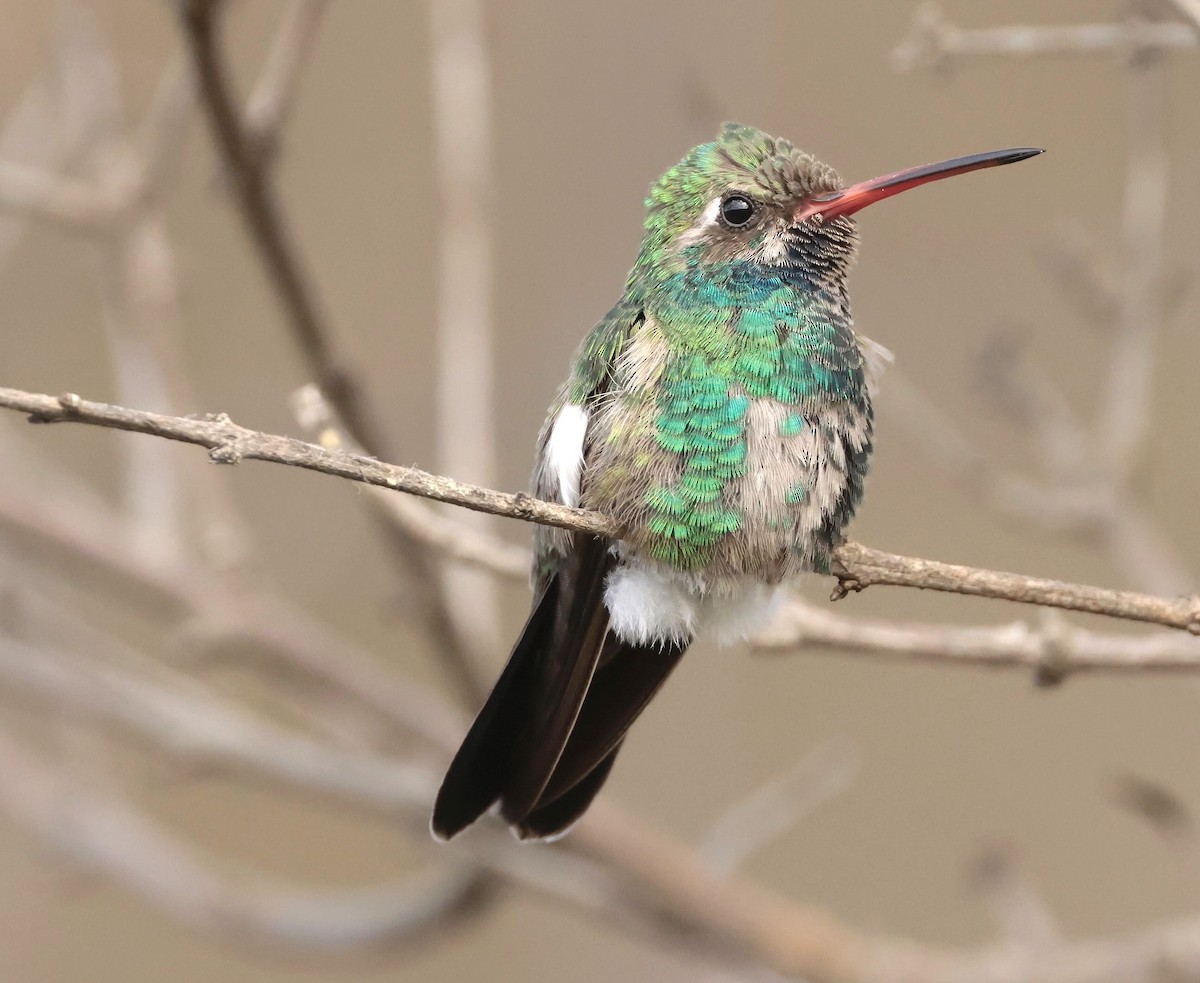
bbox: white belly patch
[604,562,782,647]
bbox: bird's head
[634,122,1040,297]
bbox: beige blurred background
[0,1,1198,981]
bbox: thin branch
[0,475,461,748]
[1169,0,1200,34]
[1100,46,1168,479]
[180,0,490,705]
[428,0,503,679]
[830,540,1198,633]
[0,158,117,231]
[893,4,1196,72]
[242,0,329,159]
[0,729,490,952]
[0,385,1196,638]
[178,0,384,456]
[968,846,1060,954]
[699,741,860,877]
[571,800,1200,983]
[1036,226,1121,331]
[298,380,1200,679]
[754,599,1200,682]
[15,614,1200,983]
[291,384,529,581]
[133,55,195,195]
[888,5,1196,602]
[0,633,434,812]
[0,446,1198,982]
[882,373,1112,536]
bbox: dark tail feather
[432,532,693,842]
[430,579,560,840]
[515,739,624,841]
[530,635,689,813]
[510,636,689,840]
[431,535,611,841]
[499,535,612,822]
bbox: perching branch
[2,385,1196,639]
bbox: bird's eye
[719,194,756,228]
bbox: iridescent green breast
[638,261,869,571]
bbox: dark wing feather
[434,298,677,842]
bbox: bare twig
[179,0,384,456]
[299,381,1200,679]
[133,55,195,194]
[0,476,460,748]
[13,622,1200,983]
[0,728,490,951]
[0,6,123,256]
[1111,771,1194,843]
[882,373,1110,536]
[1036,226,1122,330]
[754,599,1200,682]
[888,5,1196,602]
[699,741,861,876]
[0,159,117,230]
[968,846,1060,953]
[893,4,1196,72]
[5,571,1200,983]
[572,800,1200,983]
[428,0,503,674]
[1100,46,1168,479]
[292,384,529,581]
[180,0,490,705]
[830,540,1198,633]
[0,385,1197,639]
[1169,0,1200,34]
[243,0,329,159]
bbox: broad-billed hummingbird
[433,123,1040,841]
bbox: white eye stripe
[697,196,722,229]
[546,404,588,508]
[675,197,724,248]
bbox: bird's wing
[432,300,641,841]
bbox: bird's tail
[432,534,689,841]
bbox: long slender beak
[794,147,1043,224]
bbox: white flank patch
[545,403,588,507]
[605,565,697,646]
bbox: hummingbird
[432,123,1040,842]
